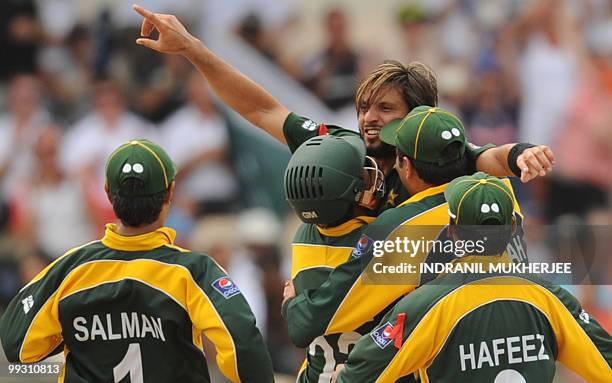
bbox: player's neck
[402,177,436,195]
[379,157,395,177]
[116,220,165,237]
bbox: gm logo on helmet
[212,277,241,299]
[302,211,318,219]
[371,321,394,349]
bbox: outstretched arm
[133,5,290,143]
[476,143,555,183]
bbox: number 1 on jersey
[114,343,144,383]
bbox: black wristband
[508,143,536,177]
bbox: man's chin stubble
[366,142,396,159]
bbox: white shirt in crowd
[161,105,236,202]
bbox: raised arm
[132,5,290,143]
[476,143,555,183]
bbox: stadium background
[0,0,610,381]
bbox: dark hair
[356,60,438,113]
[451,218,513,256]
[399,142,468,185]
[110,179,168,227]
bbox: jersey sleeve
[337,282,454,383]
[465,142,496,174]
[285,221,414,348]
[548,285,612,382]
[0,258,68,363]
[191,257,274,383]
[336,301,421,383]
[282,112,360,153]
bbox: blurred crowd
[0,0,611,379]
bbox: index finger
[133,5,161,31]
[542,146,555,164]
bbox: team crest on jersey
[212,277,241,299]
[352,234,373,259]
[371,321,394,349]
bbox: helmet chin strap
[358,156,386,210]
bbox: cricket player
[283,135,386,382]
[0,140,273,383]
[284,107,526,349]
[335,173,612,383]
[131,4,556,213]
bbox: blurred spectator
[238,12,279,63]
[437,63,470,114]
[10,125,94,260]
[0,74,50,230]
[516,0,580,148]
[36,0,78,44]
[0,0,42,81]
[550,20,612,220]
[396,3,443,71]
[161,72,237,216]
[60,78,154,232]
[464,67,518,146]
[234,208,283,339]
[302,8,361,110]
[235,208,300,374]
[39,24,94,122]
[134,55,192,123]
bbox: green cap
[444,172,515,225]
[379,106,466,165]
[105,140,177,196]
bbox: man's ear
[166,181,176,204]
[104,183,112,204]
[401,156,416,178]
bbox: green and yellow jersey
[337,272,612,383]
[0,224,273,383]
[286,180,525,347]
[282,113,495,214]
[291,216,380,383]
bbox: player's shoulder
[372,194,444,228]
[292,222,319,243]
[391,281,460,325]
[20,240,105,290]
[159,244,220,271]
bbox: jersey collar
[101,223,177,251]
[316,216,376,237]
[398,183,448,207]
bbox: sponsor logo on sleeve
[212,277,241,299]
[371,321,394,349]
[352,234,373,259]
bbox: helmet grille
[286,165,325,200]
